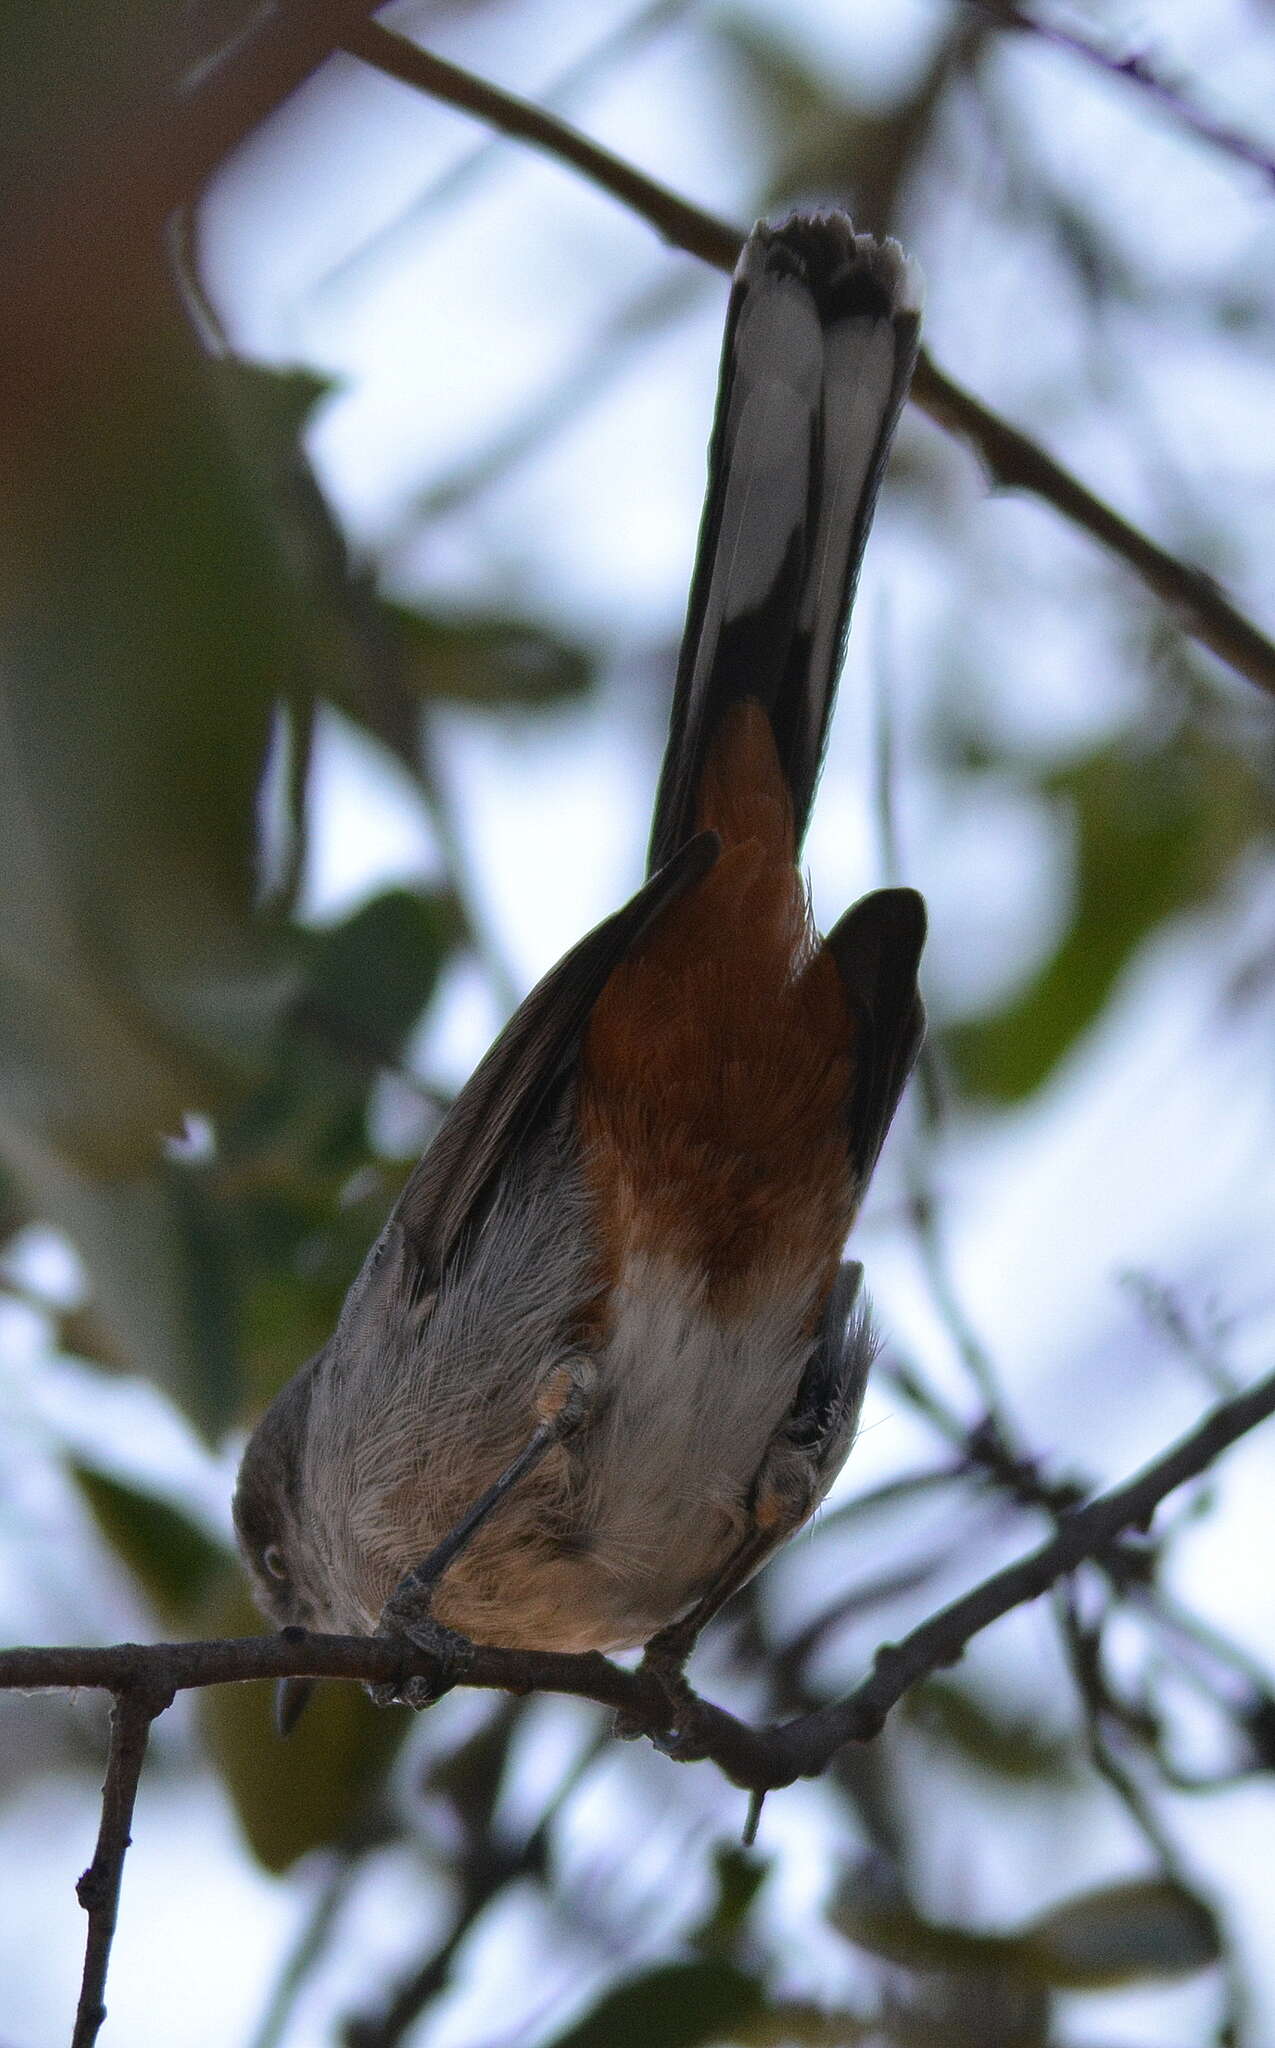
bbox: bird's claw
[612,1633,702,1753]
[372,1604,475,1709]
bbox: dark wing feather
[390,831,719,1281]
[827,885,927,1193]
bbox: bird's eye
[263,1544,288,1581]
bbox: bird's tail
[647,214,921,877]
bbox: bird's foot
[372,1599,475,1709]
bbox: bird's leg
[634,1261,873,1749]
[373,1357,597,1708]
[616,1515,787,1756]
[642,1527,776,1686]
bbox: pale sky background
[3,0,1275,2041]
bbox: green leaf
[71,1464,226,1629]
[232,1174,396,1414]
[833,1876,1219,1992]
[0,275,307,1425]
[213,361,337,454]
[1025,1877,1220,1988]
[392,605,593,710]
[214,886,456,1413]
[28,1159,243,1434]
[902,1679,1078,1785]
[951,729,1265,1101]
[298,886,460,1069]
[729,2005,872,2045]
[196,1578,407,1873]
[832,1892,1027,1978]
[691,1844,769,1955]
[543,1960,763,2048]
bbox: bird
[234,211,927,1717]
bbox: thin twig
[340,20,1275,704]
[340,23,742,270]
[754,1362,1275,1784]
[906,1178,1021,1444]
[981,3,1275,191]
[249,1853,364,2048]
[317,0,699,304]
[1120,1268,1241,1399]
[883,1340,1275,1777]
[1055,1585,1250,2045]
[912,360,1275,699]
[4,1369,1271,2038]
[72,1683,174,2048]
[345,1725,604,2048]
[773,1555,957,1684]
[812,1458,969,1534]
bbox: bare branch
[72,1683,174,2048]
[340,21,1275,704]
[911,361,1275,701]
[1054,1584,1251,2040]
[341,23,742,268]
[6,1363,1273,1795]
[979,3,1275,191]
[743,1362,1275,1786]
[317,0,699,303]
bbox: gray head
[233,1352,330,1631]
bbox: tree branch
[341,23,743,268]
[980,3,1275,191]
[72,1682,174,2048]
[11,5,1272,698]
[7,1362,1273,1792]
[340,20,1275,705]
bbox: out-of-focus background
[2,1,1274,2042]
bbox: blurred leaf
[214,360,597,750]
[834,1875,1218,1991]
[542,1960,763,2048]
[197,1576,407,1873]
[902,1679,1078,1784]
[833,1891,1028,1978]
[219,885,456,1410]
[215,361,336,453]
[71,1464,226,1629]
[691,1843,769,1956]
[733,2006,871,2045]
[208,356,361,722]
[232,1172,397,1412]
[22,1155,244,1429]
[0,264,307,1427]
[392,604,593,710]
[296,885,460,1069]
[952,729,1266,1100]
[717,21,871,212]
[211,363,596,722]
[718,15,975,232]
[1025,1877,1220,1988]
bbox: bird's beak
[275,1675,315,1736]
